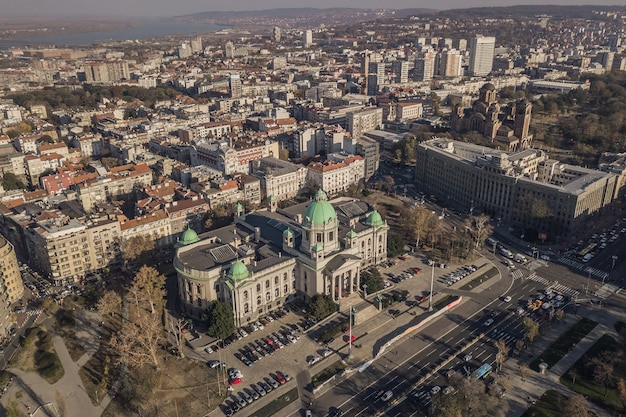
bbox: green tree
[207,300,236,340]
[387,232,405,257]
[1,173,26,190]
[360,268,384,294]
[278,148,290,161]
[307,294,337,320]
[39,134,55,143]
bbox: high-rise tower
[469,35,495,76]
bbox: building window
[197,284,201,294]
[257,283,261,292]
[266,279,270,288]
[257,295,262,305]
[266,292,271,301]
[317,233,322,242]
[197,298,202,307]
[284,284,288,293]
[244,303,249,314]
[243,290,248,300]
[275,288,279,297]
[329,231,334,241]
[274,276,279,285]
[283,272,288,281]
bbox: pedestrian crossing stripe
[558,257,609,280]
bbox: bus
[474,363,493,380]
[576,243,597,260]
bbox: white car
[443,386,455,395]
[204,346,214,354]
[430,386,441,395]
[322,349,332,358]
[483,318,494,326]
[463,354,473,362]
[381,390,393,401]
[503,296,512,303]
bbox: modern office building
[273,27,281,42]
[415,138,619,238]
[392,60,409,84]
[414,51,436,82]
[174,190,388,326]
[229,74,242,99]
[469,35,496,76]
[303,30,313,48]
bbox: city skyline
[3,0,621,18]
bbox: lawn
[560,334,626,413]
[459,267,498,291]
[521,390,568,417]
[311,361,347,388]
[432,295,459,311]
[248,387,299,417]
[54,302,87,362]
[11,326,64,384]
[530,317,597,372]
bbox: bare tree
[589,355,614,397]
[464,214,493,249]
[494,339,510,373]
[562,394,590,417]
[133,266,166,315]
[522,317,540,343]
[568,368,580,385]
[97,290,122,318]
[120,234,156,267]
[404,206,435,249]
[617,378,626,403]
[169,317,187,359]
[110,303,163,370]
[519,364,530,381]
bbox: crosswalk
[558,256,609,281]
[526,273,580,298]
[511,269,524,280]
[595,283,619,299]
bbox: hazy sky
[4,0,621,18]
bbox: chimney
[279,252,282,258]
[254,227,261,242]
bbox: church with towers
[451,83,533,152]
[173,190,388,327]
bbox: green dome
[346,229,358,238]
[312,243,324,252]
[227,260,250,281]
[283,227,294,237]
[235,202,244,211]
[180,226,200,245]
[365,210,384,227]
[269,195,277,201]
[303,189,336,227]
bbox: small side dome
[179,226,200,246]
[365,210,384,227]
[346,229,358,239]
[481,82,496,91]
[269,195,277,201]
[283,227,294,237]
[227,260,250,281]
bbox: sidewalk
[3,310,106,417]
[502,303,626,417]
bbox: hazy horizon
[2,0,622,19]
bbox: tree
[522,317,540,343]
[494,339,510,373]
[168,317,187,359]
[387,232,405,257]
[121,235,156,268]
[616,378,626,403]
[97,290,122,318]
[5,399,26,417]
[110,304,163,370]
[382,175,395,194]
[360,268,384,294]
[562,394,590,417]
[278,148,290,161]
[519,364,530,381]
[307,294,337,320]
[464,215,493,249]
[589,355,614,397]
[404,206,435,248]
[133,266,165,315]
[1,173,26,190]
[207,301,235,340]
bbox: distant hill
[171,7,434,29]
[432,5,626,19]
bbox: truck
[499,247,513,258]
[474,363,493,380]
[514,253,527,263]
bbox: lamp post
[428,263,435,312]
[612,255,618,271]
[363,283,368,299]
[348,305,354,360]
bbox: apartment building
[251,157,308,201]
[0,235,24,304]
[415,138,619,238]
[347,107,383,140]
[307,155,365,196]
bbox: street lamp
[612,255,618,271]
[363,283,368,299]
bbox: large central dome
[303,189,336,227]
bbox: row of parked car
[233,326,301,367]
[221,372,290,416]
[437,265,479,286]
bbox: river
[0,18,225,49]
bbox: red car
[344,335,357,343]
[273,373,286,385]
[418,295,428,303]
[398,256,407,261]
[412,267,421,274]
